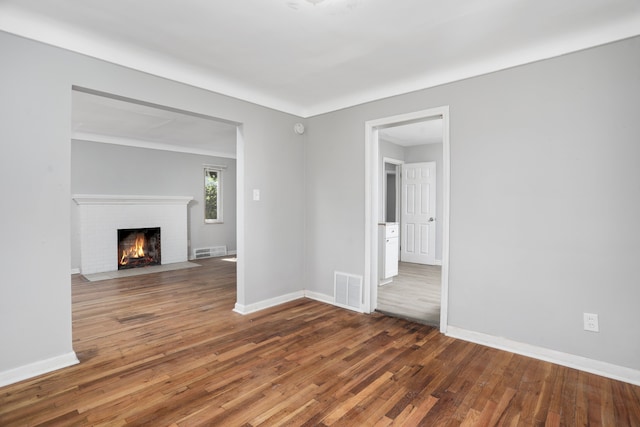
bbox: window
[204,166,223,223]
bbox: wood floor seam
[0,256,638,426]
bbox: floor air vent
[192,246,227,259]
[334,271,363,312]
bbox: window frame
[204,166,224,224]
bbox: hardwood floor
[377,262,441,326]
[1,256,639,425]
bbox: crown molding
[1,7,639,118]
[72,132,236,159]
[72,194,194,205]
[301,17,640,117]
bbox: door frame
[381,157,403,223]
[364,106,450,333]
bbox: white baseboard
[70,268,80,275]
[233,290,334,315]
[304,290,333,305]
[0,351,79,388]
[446,326,640,386]
[233,290,305,315]
[233,289,358,316]
[188,250,237,261]
[434,259,442,266]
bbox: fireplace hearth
[117,227,161,270]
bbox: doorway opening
[364,107,450,332]
[69,85,245,333]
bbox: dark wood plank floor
[1,256,639,426]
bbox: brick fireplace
[73,195,193,275]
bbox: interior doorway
[69,85,244,322]
[364,107,450,332]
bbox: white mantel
[72,194,193,275]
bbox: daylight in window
[205,167,223,223]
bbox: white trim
[235,125,245,309]
[433,260,442,266]
[440,109,451,333]
[381,157,404,223]
[204,165,224,223]
[304,290,334,305]
[72,132,236,159]
[72,194,193,205]
[447,326,640,386]
[363,126,376,314]
[365,107,451,334]
[382,157,404,165]
[0,352,79,388]
[233,291,305,315]
[232,289,356,315]
[70,268,80,275]
[301,22,640,116]
[231,289,347,316]
[2,7,638,117]
[227,250,237,256]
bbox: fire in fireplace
[117,227,161,270]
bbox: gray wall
[305,36,640,371]
[379,139,405,162]
[70,141,237,270]
[0,31,304,376]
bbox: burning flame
[120,234,146,265]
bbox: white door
[401,162,436,264]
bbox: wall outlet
[583,313,599,332]
[253,189,260,201]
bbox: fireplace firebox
[117,227,161,270]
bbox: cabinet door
[385,237,398,277]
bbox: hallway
[376,262,441,326]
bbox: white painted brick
[76,197,191,274]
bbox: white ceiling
[71,90,238,158]
[1,0,639,118]
[379,119,443,147]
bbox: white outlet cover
[583,313,599,332]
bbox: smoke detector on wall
[293,123,305,135]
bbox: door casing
[364,106,450,333]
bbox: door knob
[428,217,435,222]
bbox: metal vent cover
[334,271,363,312]
[193,246,227,259]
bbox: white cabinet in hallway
[378,222,399,285]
